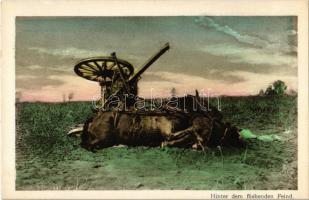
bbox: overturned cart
[70,43,245,150]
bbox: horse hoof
[192,143,198,149]
[67,127,83,137]
[161,142,167,148]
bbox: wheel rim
[74,57,134,83]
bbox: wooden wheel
[74,57,134,83]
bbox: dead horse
[80,110,245,151]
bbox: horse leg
[167,127,194,141]
[163,128,210,151]
[167,130,207,152]
[161,134,195,148]
[162,127,196,148]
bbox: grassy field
[15,95,297,190]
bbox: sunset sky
[16,16,297,102]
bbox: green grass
[16,96,297,190]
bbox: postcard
[1,0,308,199]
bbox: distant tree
[258,89,264,96]
[265,80,287,96]
[171,87,176,97]
[16,91,22,103]
[68,92,74,102]
[62,94,67,102]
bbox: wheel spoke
[93,61,103,72]
[80,64,96,72]
[79,69,94,74]
[81,72,94,77]
[79,68,94,74]
[93,74,101,81]
[103,61,108,70]
[84,62,99,72]
[90,75,97,80]
[107,62,116,70]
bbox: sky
[16,16,297,102]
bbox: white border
[1,0,308,199]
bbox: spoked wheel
[74,57,134,83]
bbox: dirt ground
[15,96,297,190]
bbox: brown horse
[81,109,244,151]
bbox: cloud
[19,75,100,102]
[195,17,269,47]
[202,44,297,67]
[16,74,38,79]
[28,46,141,61]
[287,29,297,36]
[20,64,72,74]
[16,63,76,90]
[227,70,297,93]
[16,74,65,90]
[28,47,107,59]
[143,70,246,84]
[194,17,297,53]
[139,71,297,98]
[18,70,297,101]
[27,65,43,70]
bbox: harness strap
[114,112,120,128]
[220,127,228,144]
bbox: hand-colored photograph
[15,16,297,190]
